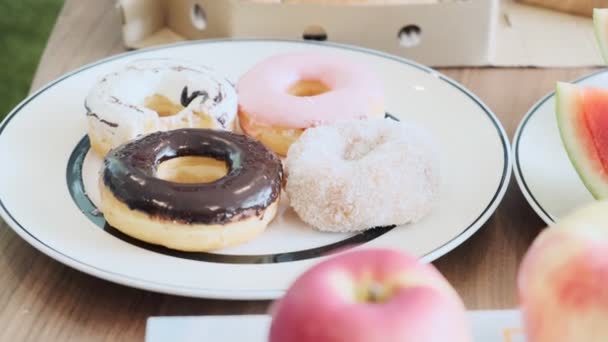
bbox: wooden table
[0,0,598,340]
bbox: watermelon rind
[594,9,608,65]
[556,82,608,199]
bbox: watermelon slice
[594,9,608,64]
[556,82,608,199]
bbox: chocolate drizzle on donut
[109,96,144,113]
[102,129,283,224]
[217,113,228,127]
[213,85,224,104]
[384,112,400,122]
[180,86,209,107]
[171,65,211,73]
[86,112,119,128]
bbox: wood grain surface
[0,0,599,340]
[517,0,608,17]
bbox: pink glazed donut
[237,52,385,155]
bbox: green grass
[0,0,64,120]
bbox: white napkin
[146,310,524,342]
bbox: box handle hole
[398,25,421,47]
[191,3,207,31]
[302,25,327,41]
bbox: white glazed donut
[85,58,237,156]
[285,119,440,232]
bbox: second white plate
[513,70,607,224]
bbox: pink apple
[269,248,471,342]
[519,202,608,342]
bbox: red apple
[519,202,608,342]
[269,248,471,342]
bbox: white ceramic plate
[513,70,606,224]
[0,40,510,299]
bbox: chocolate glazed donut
[99,128,283,252]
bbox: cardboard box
[119,0,498,67]
[117,0,604,67]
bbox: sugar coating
[285,119,440,232]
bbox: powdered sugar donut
[285,119,439,232]
[85,58,237,156]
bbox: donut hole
[288,80,330,97]
[144,94,184,117]
[156,156,228,183]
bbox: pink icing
[237,52,385,128]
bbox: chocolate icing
[102,129,283,224]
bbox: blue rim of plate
[512,69,605,225]
[0,39,511,297]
